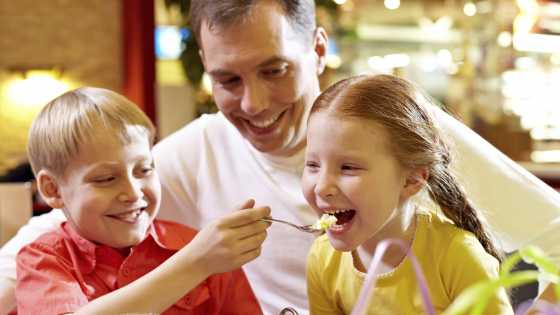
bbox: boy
[15,87,270,314]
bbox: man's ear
[313,27,328,75]
[36,170,64,209]
[402,167,429,199]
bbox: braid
[428,159,504,263]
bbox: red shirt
[15,220,262,315]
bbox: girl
[303,75,513,314]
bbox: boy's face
[53,126,160,248]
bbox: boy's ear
[313,27,328,76]
[36,170,64,209]
[402,168,429,199]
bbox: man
[1,1,560,314]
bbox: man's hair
[27,87,156,177]
[188,0,316,45]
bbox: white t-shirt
[1,110,560,315]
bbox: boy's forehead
[76,125,151,155]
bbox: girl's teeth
[325,209,350,214]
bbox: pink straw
[351,238,435,315]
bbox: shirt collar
[60,220,189,274]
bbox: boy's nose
[118,178,143,202]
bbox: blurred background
[1,0,559,206]
[0,0,557,305]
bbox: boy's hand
[185,199,271,275]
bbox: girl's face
[302,112,413,252]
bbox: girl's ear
[402,167,429,199]
[36,170,64,209]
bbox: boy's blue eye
[137,163,155,176]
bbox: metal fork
[260,217,323,234]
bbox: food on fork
[312,214,337,231]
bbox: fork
[260,217,323,234]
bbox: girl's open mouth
[332,209,356,225]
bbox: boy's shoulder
[20,222,72,252]
[16,222,81,270]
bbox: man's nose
[241,77,270,115]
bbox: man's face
[199,1,326,156]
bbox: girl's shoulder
[414,210,492,262]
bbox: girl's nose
[314,172,338,199]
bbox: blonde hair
[27,87,155,177]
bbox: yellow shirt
[306,211,513,315]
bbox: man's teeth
[249,112,281,128]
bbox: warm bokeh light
[6,70,70,108]
[326,54,342,69]
[384,0,400,10]
[497,31,513,47]
[463,2,477,16]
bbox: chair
[0,183,32,247]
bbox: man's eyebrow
[257,56,286,68]
[208,56,287,77]
[208,69,235,78]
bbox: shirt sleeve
[306,241,341,315]
[213,268,263,315]
[16,241,87,315]
[434,107,560,259]
[441,233,513,315]
[153,120,201,226]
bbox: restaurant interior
[0,0,559,310]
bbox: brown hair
[27,87,156,177]
[311,74,504,263]
[188,0,316,45]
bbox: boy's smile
[53,125,161,249]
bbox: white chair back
[0,183,32,246]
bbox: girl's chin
[327,238,358,252]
